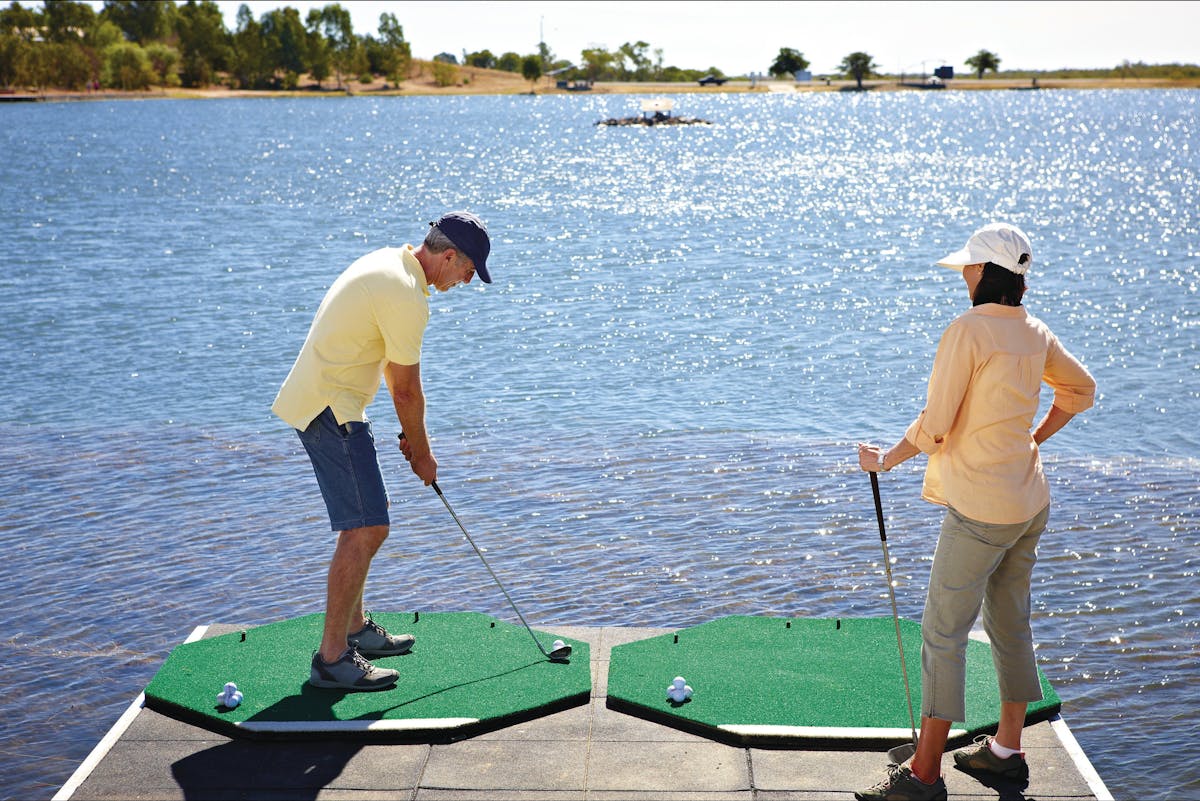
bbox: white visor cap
[936,222,1033,275]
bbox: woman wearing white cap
[855,223,1096,801]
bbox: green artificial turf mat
[144,611,589,740]
[607,616,1060,747]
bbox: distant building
[549,64,592,91]
[794,70,812,82]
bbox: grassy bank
[7,59,1199,102]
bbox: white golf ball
[666,676,693,702]
[552,639,566,650]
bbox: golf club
[871,470,919,765]
[400,434,571,662]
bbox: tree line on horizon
[0,0,417,91]
[0,0,731,92]
[2,1,1198,93]
[768,46,1200,86]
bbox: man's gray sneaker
[347,617,415,657]
[953,735,1030,780]
[855,764,947,801]
[309,648,398,691]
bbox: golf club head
[887,741,917,764]
[548,643,572,662]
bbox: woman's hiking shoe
[953,735,1030,780]
[855,764,947,801]
[347,617,415,657]
[309,648,398,691]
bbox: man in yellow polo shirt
[273,211,492,691]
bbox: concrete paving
[56,624,1112,800]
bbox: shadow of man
[172,685,362,799]
[171,738,362,800]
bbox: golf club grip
[398,432,441,493]
[870,471,887,542]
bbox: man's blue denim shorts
[296,407,390,531]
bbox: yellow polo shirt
[272,245,430,430]
[904,304,1096,524]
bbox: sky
[203,0,1200,76]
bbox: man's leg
[349,588,367,638]
[319,525,388,663]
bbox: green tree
[374,11,409,83]
[580,46,614,82]
[617,40,650,80]
[839,51,876,89]
[45,41,93,88]
[659,64,695,82]
[431,57,456,86]
[102,40,156,88]
[87,18,124,51]
[965,49,1001,79]
[101,0,174,44]
[0,1,39,39]
[307,30,330,86]
[0,33,30,87]
[308,3,354,87]
[230,3,270,88]
[145,41,180,85]
[496,50,521,72]
[770,47,809,78]
[521,52,541,91]
[261,6,307,76]
[347,36,368,83]
[465,48,495,69]
[0,2,37,87]
[43,0,97,43]
[175,0,230,87]
[22,38,53,88]
[362,33,385,79]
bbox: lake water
[0,89,1196,800]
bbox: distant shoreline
[3,75,1197,103]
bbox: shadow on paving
[172,740,362,800]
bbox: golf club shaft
[430,480,552,658]
[871,471,919,747]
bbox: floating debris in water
[597,115,711,127]
[597,97,711,126]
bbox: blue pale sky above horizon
[190,0,1200,76]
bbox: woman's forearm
[1033,404,1076,445]
[882,437,921,471]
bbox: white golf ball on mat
[216,682,243,708]
[552,639,565,650]
[667,676,693,702]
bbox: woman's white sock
[989,738,1023,759]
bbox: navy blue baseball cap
[432,210,491,283]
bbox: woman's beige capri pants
[920,503,1051,722]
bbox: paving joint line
[409,742,432,800]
